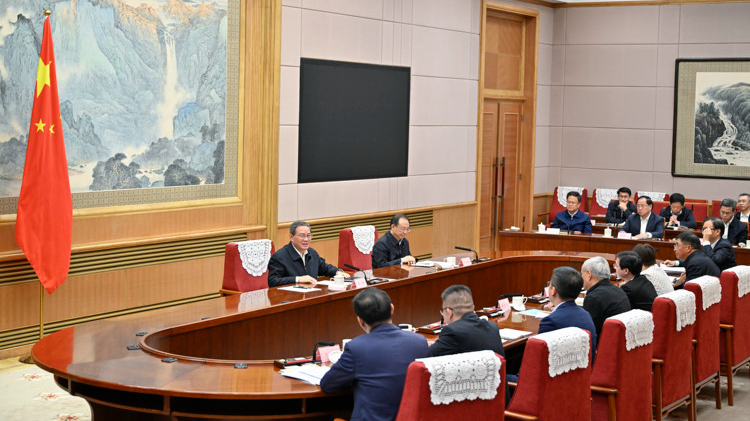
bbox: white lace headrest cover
[609,309,654,351]
[725,266,750,298]
[235,239,273,277]
[534,327,590,378]
[661,290,696,331]
[686,276,722,310]
[557,186,585,207]
[595,188,618,208]
[416,350,501,405]
[637,191,666,201]
[350,225,376,255]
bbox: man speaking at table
[372,214,416,268]
[551,191,592,234]
[320,288,430,421]
[267,221,348,287]
[620,196,664,239]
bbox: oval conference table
[32,250,610,421]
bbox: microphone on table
[563,220,571,235]
[344,264,368,284]
[522,216,526,232]
[455,246,480,263]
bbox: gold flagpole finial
[44,9,51,16]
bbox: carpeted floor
[0,357,747,420]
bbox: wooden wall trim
[510,0,748,9]
[278,202,476,228]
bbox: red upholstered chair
[684,276,722,412]
[591,310,654,421]
[652,201,669,216]
[221,239,274,294]
[688,202,709,224]
[709,199,737,217]
[651,291,696,421]
[395,352,505,421]
[718,267,750,405]
[338,225,378,271]
[538,186,588,225]
[635,191,669,202]
[505,327,591,421]
[590,188,618,218]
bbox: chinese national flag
[15,16,72,294]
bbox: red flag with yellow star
[15,16,72,294]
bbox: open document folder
[279,364,331,385]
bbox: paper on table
[518,309,551,318]
[278,286,322,293]
[316,280,352,286]
[499,328,533,340]
[279,364,330,385]
[659,264,686,273]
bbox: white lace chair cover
[660,290,696,331]
[556,186,585,207]
[609,309,654,351]
[416,350,501,405]
[350,225,375,255]
[725,266,750,298]
[637,191,667,201]
[686,276,722,310]
[594,188,618,208]
[235,239,273,277]
[534,327,590,378]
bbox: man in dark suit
[267,220,348,287]
[659,193,697,229]
[320,288,430,421]
[372,214,416,268]
[719,198,748,245]
[605,187,637,224]
[615,251,657,311]
[539,266,597,349]
[620,196,665,239]
[737,193,750,223]
[581,256,631,341]
[666,231,721,288]
[550,191,592,234]
[702,216,737,271]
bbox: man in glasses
[719,198,748,245]
[619,196,664,239]
[664,231,720,288]
[268,220,348,287]
[372,214,416,268]
[605,187,637,224]
[700,217,736,271]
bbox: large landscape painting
[0,0,237,213]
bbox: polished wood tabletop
[31,250,608,420]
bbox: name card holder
[617,231,632,239]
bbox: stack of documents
[499,328,533,341]
[279,364,330,385]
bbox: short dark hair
[617,187,632,196]
[670,193,685,205]
[289,221,311,235]
[676,231,701,250]
[637,196,653,206]
[550,266,583,301]
[566,191,581,203]
[740,193,750,200]
[352,288,392,326]
[704,216,725,236]
[616,251,642,277]
[632,243,656,267]
[441,285,474,316]
[390,214,410,227]
[721,198,737,210]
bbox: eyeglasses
[702,226,715,231]
[636,204,650,208]
[439,307,453,315]
[296,233,313,239]
[396,226,411,233]
[673,243,687,249]
[720,210,734,216]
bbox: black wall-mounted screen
[298,58,410,183]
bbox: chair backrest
[507,327,591,420]
[338,226,378,271]
[685,198,708,204]
[222,240,275,292]
[551,186,589,216]
[684,277,721,384]
[591,310,654,421]
[651,292,695,407]
[635,191,669,203]
[395,353,505,421]
[652,200,669,216]
[719,268,750,366]
[590,188,617,217]
[711,200,723,217]
[689,202,709,223]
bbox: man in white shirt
[719,199,748,245]
[736,193,750,223]
[620,196,664,239]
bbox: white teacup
[444,256,457,266]
[538,223,546,233]
[333,275,345,284]
[511,295,528,309]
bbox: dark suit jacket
[620,275,657,312]
[372,231,411,268]
[702,239,737,271]
[583,279,631,341]
[605,201,637,224]
[683,249,721,282]
[659,206,697,229]
[430,312,506,357]
[725,217,748,245]
[620,212,665,239]
[320,323,431,421]
[551,210,592,233]
[267,242,339,287]
[539,300,598,350]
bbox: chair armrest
[219,288,241,296]
[652,358,664,366]
[508,381,517,391]
[504,410,539,421]
[537,212,550,225]
[590,385,618,396]
[720,323,734,331]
